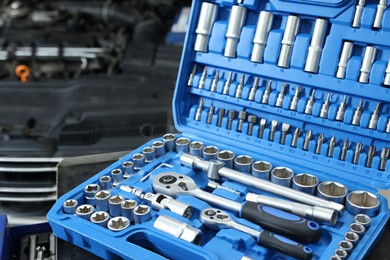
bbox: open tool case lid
[173,0,390,191]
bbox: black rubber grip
[258,230,313,260]
[240,201,322,243]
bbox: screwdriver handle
[258,230,313,260]
[241,201,321,243]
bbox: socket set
[48,1,390,260]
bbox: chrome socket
[142,147,156,163]
[111,169,123,185]
[304,18,328,73]
[350,222,366,238]
[224,5,247,58]
[251,11,274,63]
[384,59,390,86]
[292,173,319,195]
[99,175,113,190]
[152,141,166,157]
[203,146,220,160]
[317,181,348,204]
[175,137,191,154]
[251,161,272,180]
[133,205,152,224]
[90,211,110,227]
[76,204,94,220]
[217,150,235,169]
[163,133,176,151]
[121,200,138,222]
[154,215,203,245]
[63,199,78,214]
[270,167,294,187]
[344,231,360,246]
[336,42,353,79]
[189,141,205,157]
[132,153,146,170]
[334,249,348,259]
[278,15,300,68]
[359,46,377,84]
[122,161,134,178]
[346,191,380,217]
[194,2,218,53]
[373,0,387,29]
[95,190,111,212]
[352,0,366,28]
[109,195,125,217]
[338,240,353,255]
[355,214,371,229]
[108,216,130,232]
[234,155,253,173]
[142,192,193,218]
[84,184,100,205]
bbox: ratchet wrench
[200,208,313,260]
[152,172,322,243]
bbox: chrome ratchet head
[200,208,234,230]
[152,172,199,197]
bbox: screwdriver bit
[237,111,247,132]
[217,108,225,127]
[248,77,260,101]
[210,70,219,92]
[336,95,348,122]
[320,93,331,119]
[366,146,376,168]
[387,118,390,133]
[223,71,234,95]
[199,67,208,89]
[327,137,336,158]
[258,118,267,139]
[280,123,290,145]
[368,103,381,130]
[353,143,363,164]
[188,65,197,86]
[262,81,272,104]
[352,100,363,126]
[291,128,300,148]
[276,84,288,107]
[340,140,349,161]
[290,86,301,111]
[227,110,236,130]
[373,0,388,29]
[380,148,389,171]
[195,99,205,121]
[269,120,278,141]
[247,115,257,135]
[235,75,246,98]
[303,130,312,151]
[207,106,215,124]
[315,134,324,154]
[304,89,316,115]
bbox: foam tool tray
[48,0,390,259]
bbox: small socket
[338,240,353,255]
[76,204,94,220]
[121,200,138,222]
[350,223,366,238]
[334,249,348,259]
[108,217,130,232]
[344,231,360,246]
[90,211,110,227]
[175,137,191,154]
[189,141,205,157]
[163,133,176,152]
[152,141,166,157]
[270,167,294,187]
[346,191,380,217]
[317,181,348,204]
[133,205,152,224]
[99,176,112,190]
[203,146,220,161]
[142,147,156,163]
[292,173,319,195]
[122,161,134,178]
[355,214,371,229]
[251,161,272,180]
[132,153,146,170]
[217,150,235,169]
[95,190,111,212]
[63,199,78,214]
[234,155,253,173]
[111,169,123,185]
[109,195,125,217]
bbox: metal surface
[278,15,300,68]
[359,46,377,84]
[107,217,130,231]
[251,11,274,63]
[317,182,348,204]
[225,6,247,58]
[352,0,366,28]
[336,42,353,79]
[346,191,380,217]
[194,2,218,53]
[305,18,328,73]
[133,205,152,224]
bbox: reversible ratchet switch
[152,172,322,243]
[200,208,313,260]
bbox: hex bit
[276,84,288,107]
[315,134,324,154]
[207,106,215,124]
[380,148,389,171]
[247,115,257,135]
[248,77,260,101]
[290,86,301,111]
[188,65,197,86]
[235,74,246,98]
[227,110,236,130]
[320,93,331,118]
[269,120,278,141]
[303,130,313,151]
[368,103,381,130]
[353,143,363,164]
[280,123,290,145]
[198,66,208,89]
[262,80,272,104]
[210,70,219,92]
[258,118,267,139]
[366,146,376,168]
[304,89,315,115]
[336,95,347,122]
[328,137,336,158]
[195,99,205,121]
[223,71,234,95]
[291,128,300,148]
[352,100,363,126]
[237,111,247,132]
[217,108,225,127]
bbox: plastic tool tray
[47,0,390,259]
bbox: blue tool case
[47,0,390,259]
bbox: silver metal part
[304,89,315,115]
[292,173,319,195]
[108,217,130,231]
[234,155,253,173]
[100,176,113,190]
[84,184,100,205]
[269,120,278,141]
[328,137,337,158]
[132,153,146,170]
[258,118,267,139]
[270,167,294,187]
[352,100,363,126]
[198,67,208,89]
[223,71,234,95]
[366,146,376,168]
[346,191,380,217]
[262,81,272,104]
[122,161,135,177]
[247,115,257,135]
[203,146,220,160]
[340,140,349,161]
[251,161,272,179]
[303,130,313,151]
[180,153,345,212]
[248,77,260,101]
[317,181,348,204]
[188,65,197,86]
[353,143,363,164]
[336,42,353,79]
[154,215,202,245]
[189,141,205,157]
[355,214,371,229]
[380,148,389,171]
[63,199,78,214]
[315,134,324,154]
[345,231,360,246]
[227,110,236,130]
[290,86,301,111]
[246,192,338,225]
[175,137,191,154]
[143,193,192,218]
[194,2,218,53]
[320,93,331,118]
[291,128,300,148]
[143,147,156,163]
[111,169,123,185]
[28,235,36,260]
[95,190,111,212]
[368,103,381,130]
[211,70,219,92]
[109,195,125,217]
[359,46,377,84]
[304,18,328,73]
[335,249,348,259]
[90,211,110,227]
[207,180,241,195]
[217,108,226,127]
[163,133,176,152]
[278,15,301,68]
[121,200,138,222]
[75,204,94,220]
[133,205,152,224]
[225,5,247,58]
[251,11,274,63]
[280,123,290,145]
[352,0,366,28]
[384,59,390,86]
[387,118,390,133]
[350,223,366,238]
[237,111,247,132]
[373,0,388,29]
[217,150,235,169]
[195,98,205,121]
[235,75,246,98]
[152,141,167,157]
[336,95,348,121]
[338,240,353,255]
[276,84,288,107]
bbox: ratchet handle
[258,230,313,260]
[241,201,321,243]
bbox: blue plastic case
[48,0,390,259]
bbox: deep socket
[248,77,260,101]
[175,137,191,154]
[269,120,278,141]
[380,148,389,171]
[373,0,388,29]
[280,123,290,145]
[355,214,371,229]
[303,130,312,151]
[262,80,272,104]
[305,89,315,115]
[234,155,253,173]
[270,167,294,187]
[291,128,300,148]
[327,137,336,158]
[340,140,349,161]
[63,199,78,214]
[315,134,324,154]
[194,2,218,53]
[235,75,246,98]
[99,176,112,190]
[237,111,247,132]
[336,95,347,121]
[109,195,125,217]
[352,0,366,28]
[203,146,220,160]
[207,106,215,124]
[336,42,353,79]
[142,147,156,163]
[292,173,319,195]
[359,46,377,84]
[276,84,288,107]
[290,86,301,111]
[133,205,152,224]
[189,141,205,157]
[251,11,274,63]
[344,231,360,246]
[223,71,234,95]
[121,200,138,222]
[225,6,247,58]
[353,143,363,164]
[384,59,390,86]
[317,181,348,204]
[132,153,146,170]
[258,118,267,139]
[95,190,111,212]
[198,67,207,89]
[217,150,235,169]
[217,108,225,127]
[304,18,328,73]
[122,161,134,178]
[210,70,219,92]
[387,118,390,133]
[251,161,272,179]
[247,115,257,135]
[188,65,197,86]
[90,211,109,227]
[76,204,94,220]
[108,217,130,231]
[163,133,176,151]
[366,146,376,168]
[368,103,381,129]
[195,98,205,121]
[352,100,363,126]
[350,223,366,237]
[152,141,166,157]
[227,110,236,130]
[278,15,300,68]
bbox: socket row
[352,0,388,30]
